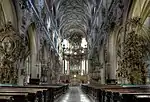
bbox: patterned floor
[58,87,92,102]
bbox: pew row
[81,84,150,102]
[0,84,69,102]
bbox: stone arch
[0,0,17,29]
[129,0,150,24]
[0,3,5,28]
[107,24,125,83]
[126,1,150,84]
[115,26,126,83]
[27,23,38,79]
[114,18,150,84]
[107,28,120,80]
[107,0,150,82]
[98,39,106,84]
[27,23,37,53]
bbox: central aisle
[58,87,92,102]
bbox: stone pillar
[65,60,68,74]
[85,59,87,74]
[100,48,105,84]
[63,59,65,74]
[68,60,70,75]
[47,50,52,84]
[28,25,38,79]
[80,60,82,75]
[18,60,25,86]
[30,52,37,78]
[108,34,117,79]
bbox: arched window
[0,4,5,28]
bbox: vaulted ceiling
[54,0,92,44]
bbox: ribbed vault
[55,0,91,44]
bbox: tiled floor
[58,87,92,102]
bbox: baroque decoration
[0,22,26,84]
[117,18,149,84]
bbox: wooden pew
[81,84,122,102]
[102,87,150,102]
[0,84,68,102]
[0,87,46,102]
[0,92,28,102]
[23,85,68,102]
[81,84,150,102]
